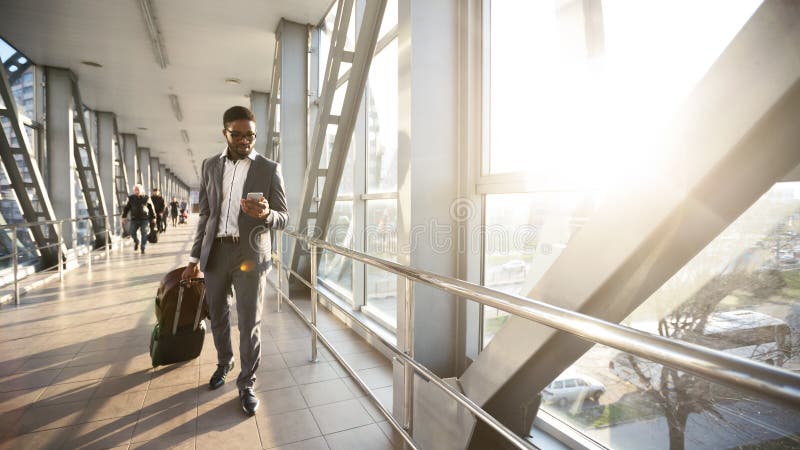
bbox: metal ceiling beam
[3,51,33,85]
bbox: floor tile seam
[5,419,77,446]
[36,381,101,407]
[26,408,142,435]
[254,401,310,419]
[321,421,389,440]
[310,399,377,436]
[263,436,325,450]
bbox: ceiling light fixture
[80,60,103,68]
[138,0,169,69]
[138,127,148,131]
[169,94,183,121]
[225,77,241,85]
[181,130,190,144]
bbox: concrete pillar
[137,148,151,192]
[159,164,166,193]
[122,134,138,193]
[150,156,160,193]
[164,169,171,199]
[277,20,307,222]
[96,111,117,229]
[44,67,77,247]
[394,0,462,446]
[397,0,459,376]
[250,91,269,156]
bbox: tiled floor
[0,219,401,449]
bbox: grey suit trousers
[204,239,268,390]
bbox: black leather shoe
[239,387,259,415]
[209,361,234,390]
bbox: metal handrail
[277,230,800,434]
[275,232,538,450]
[1,214,128,304]
[0,214,120,231]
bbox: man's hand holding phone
[241,192,270,220]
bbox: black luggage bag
[149,267,208,367]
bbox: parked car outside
[542,373,606,407]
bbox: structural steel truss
[0,63,60,266]
[113,116,130,214]
[289,0,387,276]
[70,77,109,246]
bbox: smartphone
[246,192,263,201]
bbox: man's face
[223,119,257,158]
[133,186,140,196]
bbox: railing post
[86,219,92,271]
[403,277,415,431]
[105,216,110,260]
[276,231,283,313]
[310,242,318,362]
[57,221,64,281]
[12,225,19,305]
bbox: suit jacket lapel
[241,156,260,199]
[214,156,224,209]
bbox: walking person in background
[169,196,180,227]
[151,188,166,233]
[122,184,156,254]
[179,198,188,225]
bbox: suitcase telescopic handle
[172,286,185,336]
[179,278,204,287]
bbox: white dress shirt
[217,148,255,237]
[188,148,256,264]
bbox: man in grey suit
[182,106,288,415]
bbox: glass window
[483,192,598,344]
[0,117,19,148]
[545,182,800,449]
[378,0,398,39]
[487,0,762,185]
[365,199,398,326]
[0,163,40,267]
[319,3,336,91]
[11,67,35,118]
[367,39,398,194]
[319,200,354,296]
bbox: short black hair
[223,106,256,127]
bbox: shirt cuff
[264,209,273,226]
[188,256,199,264]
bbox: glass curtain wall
[0,38,41,269]
[316,0,401,330]
[482,0,799,448]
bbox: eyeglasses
[225,129,257,141]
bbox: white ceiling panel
[0,0,331,187]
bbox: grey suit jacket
[190,152,288,272]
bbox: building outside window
[482,0,798,448]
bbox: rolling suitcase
[149,267,209,367]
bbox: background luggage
[149,267,208,367]
[147,227,158,243]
